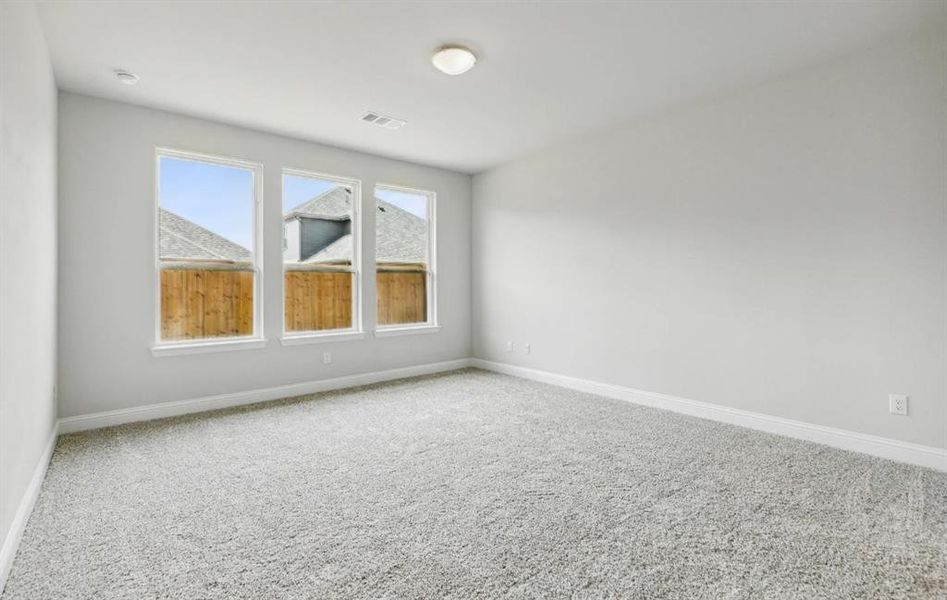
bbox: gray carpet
[3,369,946,599]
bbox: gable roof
[159,208,251,262]
[284,187,428,265]
[284,186,351,221]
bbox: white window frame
[279,168,364,345]
[152,148,265,356]
[374,183,439,337]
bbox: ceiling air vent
[361,111,406,130]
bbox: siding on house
[284,186,428,266]
[299,217,351,263]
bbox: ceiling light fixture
[431,45,477,76]
[113,69,139,86]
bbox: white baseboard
[472,359,947,472]
[59,358,473,434]
[58,357,946,471]
[25,354,941,597]
[0,423,59,594]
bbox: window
[375,184,436,330]
[155,149,262,346]
[282,170,361,337]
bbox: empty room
[1,0,945,597]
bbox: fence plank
[377,271,426,325]
[283,271,352,332]
[160,268,253,341]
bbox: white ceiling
[37,1,944,174]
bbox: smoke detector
[361,111,406,130]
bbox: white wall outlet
[889,394,908,416]
[323,351,332,365]
[505,341,514,352]
[523,343,531,354]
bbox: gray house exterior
[158,185,427,267]
[282,187,353,263]
[283,186,427,266]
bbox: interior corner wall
[472,27,947,450]
[0,0,59,575]
[56,93,471,418]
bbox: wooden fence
[284,270,352,332]
[377,265,427,327]
[160,262,427,340]
[161,264,254,340]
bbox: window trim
[151,337,267,357]
[152,147,265,353]
[373,325,441,338]
[279,167,363,343]
[279,331,366,346]
[374,182,438,333]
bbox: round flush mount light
[113,69,139,86]
[431,45,477,76]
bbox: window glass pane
[158,155,256,341]
[375,186,431,325]
[283,173,355,332]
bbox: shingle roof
[304,234,352,263]
[284,186,351,221]
[283,187,427,265]
[158,187,425,266]
[374,199,427,264]
[159,208,252,262]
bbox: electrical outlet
[323,351,332,365]
[523,343,531,354]
[505,341,514,352]
[889,394,908,416]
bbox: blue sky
[160,156,428,251]
[159,156,255,248]
[283,175,335,213]
[375,188,427,220]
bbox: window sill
[280,331,366,346]
[374,325,441,338]
[151,337,267,357]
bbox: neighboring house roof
[374,199,428,264]
[284,186,352,221]
[304,233,352,263]
[159,208,251,262]
[287,188,427,265]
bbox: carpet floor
[3,369,946,599]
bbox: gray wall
[473,28,946,449]
[58,93,471,417]
[0,0,58,572]
[299,217,350,261]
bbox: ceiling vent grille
[361,111,406,130]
